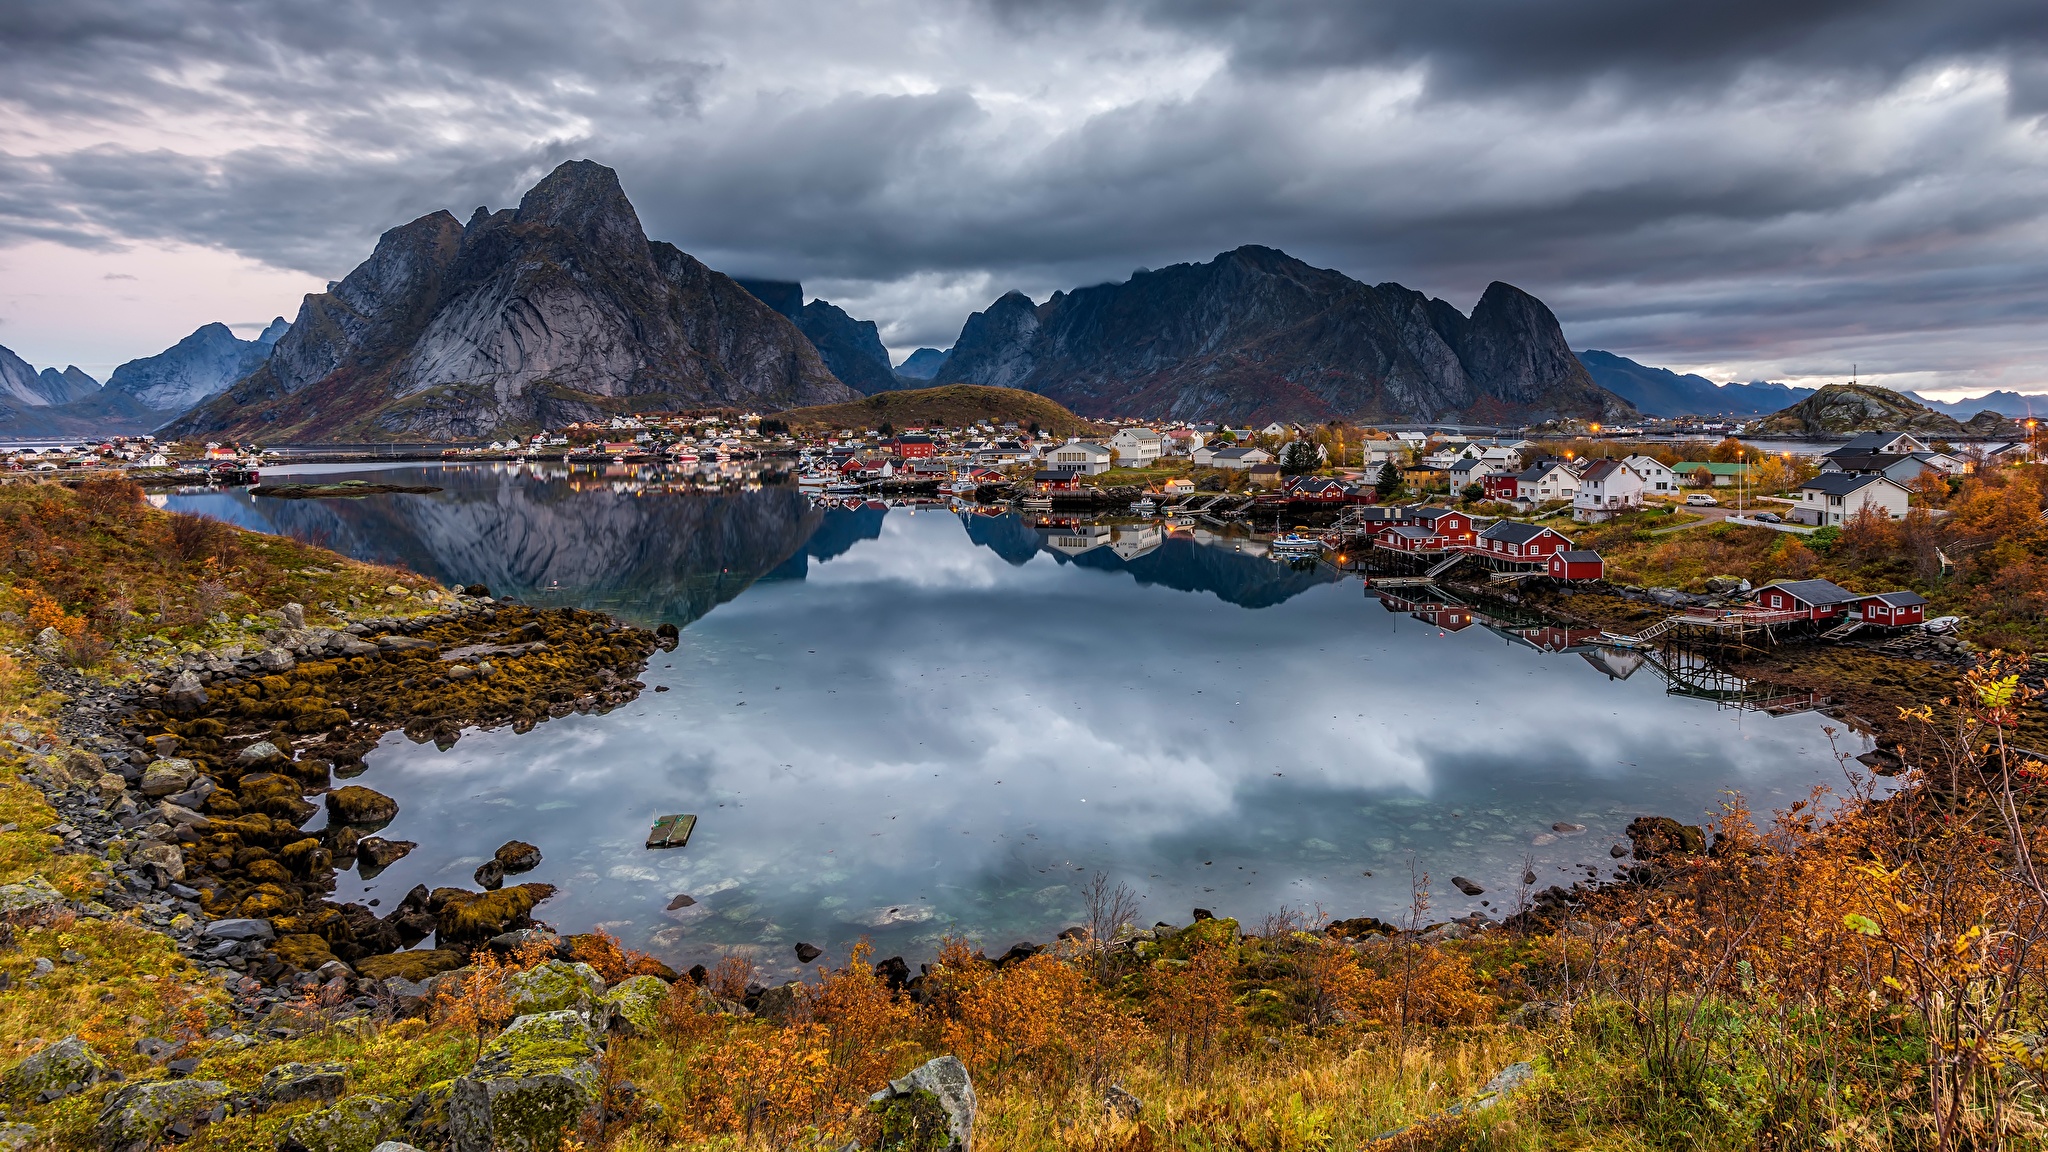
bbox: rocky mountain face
[166,160,855,442]
[103,320,287,415]
[731,278,907,394]
[1576,350,1814,417]
[1754,384,2023,437]
[895,348,948,380]
[932,246,1634,424]
[0,345,97,409]
[0,346,105,437]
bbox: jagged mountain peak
[512,159,649,265]
[162,161,853,442]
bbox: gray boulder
[236,740,286,767]
[1,1035,106,1103]
[94,1079,231,1152]
[448,1011,604,1152]
[869,1056,976,1152]
[0,1123,37,1150]
[282,1094,405,1152]
[258,647,297,673]
[0,875,65,917]
[165,671,207,713]
[204,918,276,942]
[138,758,198,797]
[264,1061,349,1104]
[601,975,670,1036]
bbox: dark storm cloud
[6,0,2048,385]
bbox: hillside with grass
[776,384,1102,436]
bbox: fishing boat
[671,453,700,465]
[1021,493,1054,510]
[1267,533,1327,560]
[1131,496,1157,514]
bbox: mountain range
[929,246,1633,425]
[165,161,854,441]
[1574,350,1816,418]
[0,320,287,438]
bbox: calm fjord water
[173,464,1863,976]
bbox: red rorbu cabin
[1546,550,1605,581]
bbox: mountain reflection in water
[168,464,1865,977]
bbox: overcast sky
[5,0,2048,397]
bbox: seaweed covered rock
[282,1094,406,1152]
[1135,917,1240,962]
[1626,816,1705,861]
[494,841,542,874]
[94,1079,231,1152]
[327,786,399,827]
[433,884,557,946]
[869,1056,976,1152]
[357,837,416,871]
[602,975,671,1036]
[1,1036,106,1104]
[503,960,607,1019]
[356,949,465,983]
[138,757,199,797]
[448,1011,604,1152]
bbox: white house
[1192,445,1274,470]
[1622,455,1679,496]
[1573,458,1645,521]
[1448,457,1498,493]
[140,452,170,468]
[1107,427,1165,466]
[1047,440,1113,475]
[1794,473,1910,526]
[1516,460,1579,505]
[1362,439,1410,465]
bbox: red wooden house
[1546,550,1605,581]
[1476,521,1573,560]
[1753,579,1862,620]
[1283,477,1355,502]
[1856,591,1927,626]
[1482,473,1521,502]
[1408,507,1475,544]
[886,434,938,459]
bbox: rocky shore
[13,590,677,1010]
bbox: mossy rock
[1625,816,1705,860]
[503,960,606,1019]
[281,1093,404,1152]
[870,1088,952,1152]
[1154,916,1239,960]
[404,1079,455,1147]
[1,1036,106,1104]
[357,949,466,982]
[602,975,670,1036]
[94,1079,231,1152]
[0,876,65,918]
[448,1011,603,1152]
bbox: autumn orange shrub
[1144,945,1238,1081]
[944,952,1143,1090]
[569,928,670,982]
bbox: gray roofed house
[1758,578,1864,608]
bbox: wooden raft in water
[646,813,696,850]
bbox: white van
[1685,493,1718,506]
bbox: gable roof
[1865,590,1928,608]
[1479,521,1562,545]
[1673,461,1750,475]
[1580,458,1626,482]
[1800,472,1900,496]
[1832,431,1930,456]
[1386,526,1440,541]
[1759,578,1862,607]
[1410,507,1464,524]
[1553,550,1601,562]
[1822,454,1924,474]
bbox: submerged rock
[473,860,506,891]
[357,837,416,870]
[1451,877,1485,897]
[448,1011,605,1152]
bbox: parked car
[1685,492,1718,506]
[1752,511,1783,524]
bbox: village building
[1753,578,1866,622]
[885,434,937,458]
[1573,458,1645,521]
[1476,521,1574,560]
[1824,432,1933,459]
[1192,445,1275,470]
[1108,427,1165,465]
[1247,462,1283,487]
[1546,550,1606,581]
[1047,440,1113,475]
[1673,461,1750,487]
[1794,472,1910,526]
[1516,460,1579,505]
[1622,455,1679,495]
[1819,451,1961,485]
